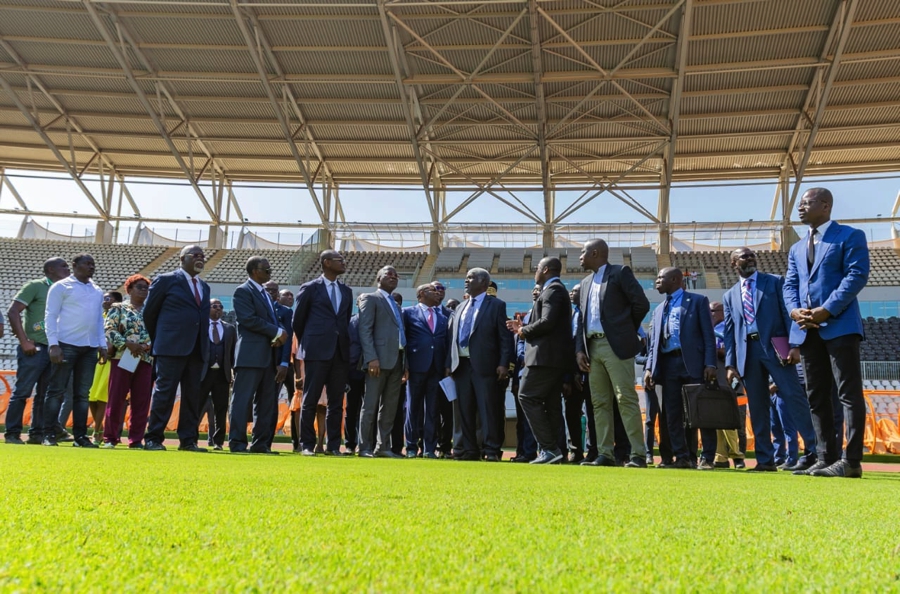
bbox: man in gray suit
[229,256,287,454]
[358,266,407,458]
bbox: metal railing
[862,361,900,381]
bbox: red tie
[427,308,435,333]
[191,277,201,306]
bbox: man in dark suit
[507,257,574,464]
[200,298,236,450]
[293,250,353,456]
[724,247,818,472]
[344,296,366,454]
[430,281,454,456]
[784,187,869,478]
[510,286,540,463]
[229,257,287,454]
[143,244,211,452]
[402,283,449,459]
[358,266,406,458]
[644,267,718,469]
[445,268,513,462]
[264,281,294,449]
[575,239,650,467]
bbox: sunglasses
[210,304,224,309]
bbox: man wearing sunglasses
[199,299,236,450]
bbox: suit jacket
[575,264,649,360]
[292,277,353,362]
[348,313,365,380]
[723,272,795,376]
[446,294,513,376]
[358,290,404,370]
[646,291,716,381]
[273,301,294,367]
[143,270,210,361]
[233,280,281,368]
[784,221,869,344]
[402,304,449,374]
[208,319,237,383]
[520,279,575,371]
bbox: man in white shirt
[41,254,106,448]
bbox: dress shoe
[785,456,816,472]
[212,445,223,451]
[697,459,715,471]
[423,452,438,459]
[4,435,25,445]
[584,452,599,464]
[301,449,317,456]
[568,452,584,464]
[56,430,74,443]
[793,460,829,475]
[73,437,98,449]
[374,450,404,459]
[530,450,564,465]
[323,450,347,457]
[714,461,731,469]
[511,455,533,463]
[358,450,374,458]
[128,443,144,450]
[250,448,279,455]
[42,435,58,447]
[646,454,655,466]
[734,459,746,469]
[406,451,418,459]
[178,444,208,453]
[484,453,500,462]
[314,446,326,454]
[26,435,43,445]
[748,463,778,472]
[667,459,693,469]
[656,460,674,469]
[625,457,648,468]
[811,460,862,478]
[144,441,166,451]
[586,454,616,467]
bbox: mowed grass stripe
[1,447,898,592]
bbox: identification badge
[32,321,44,332]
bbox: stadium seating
[203,249,297,285]
[466,249,496,271]
[497,249,525,273]
[297,251,427,287]
[868,249,900,286]
[861,317,900,362]
[630,247,658,273]
[433,248,464,273]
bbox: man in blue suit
[723,247,817,472]
[264,281,294,449]
[643,267,718,469]
[293,250,354,456]
[229,258,287,454]
[784,187,869,478]
[402,283,448,458]
[143,245,211,452]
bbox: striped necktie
[741,278,755,325]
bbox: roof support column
[529,0,553,249]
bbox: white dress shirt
[321,275,342,312]
[810,219,832,246]
[586,264,607,336]
[44,275,105,348]
[457,292,485,358]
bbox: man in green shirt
[4,257,70,444]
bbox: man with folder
[723,247,817,472]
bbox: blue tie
[458,300,476,348]
[388,295,406,348]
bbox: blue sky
[1,169,896,246]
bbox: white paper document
[117,348,140,373]
[439,376,458,402]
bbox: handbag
[681,381,742,430]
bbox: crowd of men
[1,188,870,477]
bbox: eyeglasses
[257,267,272,273]
[432,285,445,291]
[798,199,823,208]
[210,304,223,309]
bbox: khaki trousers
[587,337,647,459]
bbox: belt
[588,333,606,339]
[660,349,682,357]
[747,332,760,341]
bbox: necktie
[458,299,476,348]
[329,282,339,314]
[388,295,406,348]
[662,295,672,341]
[427,307,435,333]
[741,279,755,325]
[212,321,221,344]
[807,228,816,270]
[191,277,201,306]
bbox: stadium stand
[466,249,496,272]
[203,249,297,285]
[861,318,900,362]
[434,248,464,273]
[528,248,545,271]
[608,247,626,267]
[497,249,525,273]
[296,251,427,287]
[150,249,218,280]
[629,247,658,273]
[869,249,900,286]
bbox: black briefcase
[681,381,742,430]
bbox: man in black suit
[507,257,574,465]
[200,298,236,450]
[264,280,294,449]
[445,268,513,461]
[430,281,454,456]
[575,239,650,467]
[229,257,287,454]
[143,244,211,452]
[293,249,353,456]
[345,296,366,455]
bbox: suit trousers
[453,358,502,457]
[405,367,442,454]
[343,374,366,450]
[391,381,406,455]
[513,387,537,458]
[563,378,593,457]
[657,352,717,463]
[359,352,404,454]
[518,366,565,454]
[586,336,647,459]
[229,365,277,452]
[300,357,349,452]
[801,329,865,464]
[436,387,453,455]
[770,394,797,464]
[452,398,483,454]
[146,348,204,447]
[200,366,230,447]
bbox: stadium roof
[1,0,899,236]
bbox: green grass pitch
[1,446,898,592]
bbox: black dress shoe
[455,453,481,461]
[569,452,584,464]
[4,435,25,445]
[250,448,279,455]
[625,457,648,468]
[26,435,44,445]
[785,456,817,472]
[811,460,862,478]
[734,459,746,469]
[667,459,692,469]
[748,463,778,472]
[530,450,564,465]
[178,444,208,453]
[374,450,404,459]
[73,437,98,449]
[714,461,731,469]
[144,441,166,451]
[359,450,375,458]
[793,460,829,475]
[587,454,616,467]
[510,455,533,463]
[323,450,347,456]
[484,453,500,462]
